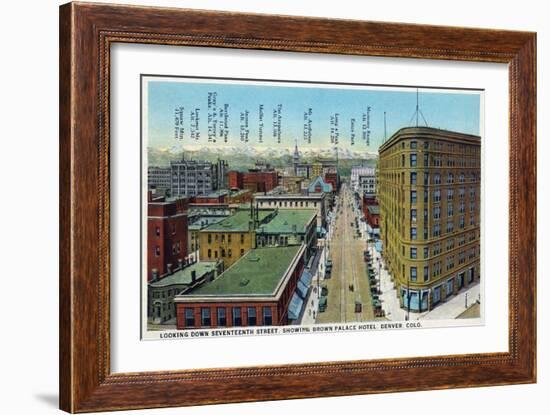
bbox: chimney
[191,270,197,283]
[152,269,158,280]
[167,263,172,274]
[178,258,183,270]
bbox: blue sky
[146,77,481,152]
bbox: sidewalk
[301,283,321,325]
[370,244,481,321]
[300,242,327,325]
[420,282,480,320]
[371,245,408,321]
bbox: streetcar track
[339,189,347,323]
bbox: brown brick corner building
[147,193,189,281]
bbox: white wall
[1,0,546,414]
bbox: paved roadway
[316,183,375,323]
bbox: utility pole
[416,89,419,127]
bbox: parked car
[318,297,327,312]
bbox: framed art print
[59,2,536,412]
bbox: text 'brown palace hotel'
[378,127,481,312]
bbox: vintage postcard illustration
[141,75,482,339]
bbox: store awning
[316,226,328,236]
[288,292,304,321]
[296,279,309,299]
[299,269,313,286]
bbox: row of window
[399,141,479,155]
[410,187,476,204]
[207,248,245,259]
[431,201,475,218]
[410,171,477,185]
[258,200,319,208]
[380,154,479,170]
[407,246,429,259]
[396,231,478,262]
[410,248,478,282]
[154,223,178,237]
[207,233,245,244]
[400,153,479,169]
[409,215,477,241]
[154,241,182,257]
[184,306,273,327]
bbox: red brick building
[227,171,243,190]
[190,191,228,204]
[147,193,189,281]
[228,170,278,193]
[323,172,339,192]
[175,245,307,329]
[362,195,380,229]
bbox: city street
[317,183,375,323]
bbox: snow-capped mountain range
[149,144,377,164]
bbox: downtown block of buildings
[377,127,481,312]
[146,145,338,327]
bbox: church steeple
[293,138,300,163]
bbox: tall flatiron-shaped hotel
[378,127,481,313]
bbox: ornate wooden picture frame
[59,2,536,412]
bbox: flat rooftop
[196,190,229,198]
[201,209,274,232]
[188,245,301,296]
[255,193,324,199]
[188,216,227,230]
[258,209,316,234]
[149,262,218,288]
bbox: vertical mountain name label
[258,104,265,144]
[272,104,283,144]
[330,113,340,145]
[362,107,372,146]
[173,106,185,140]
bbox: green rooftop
[149,262,218,288]
[188,216,227,231]
[257,209,316,234]
[201,209,274,232]
[188,246,301,296]
[198,190,229,198]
